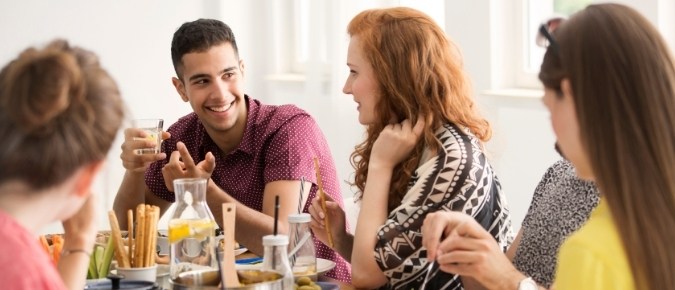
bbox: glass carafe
[288,213,317,281]
[168,178,217,280]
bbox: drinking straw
[273,195,280,268]
[274,195,280,236]
[298,176,305,214]
[291,177,305,266]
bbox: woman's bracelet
[61,249,92,257]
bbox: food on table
[237,270,282,285]
[88,237,115,279]
[218,236,241,251]
[37,234,64,265]
[94,230,128,245]
[38,234,115,279]
[155,252,170,264]
[295,276,321,290]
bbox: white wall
[0,0,207,233]
[1,0,671,235]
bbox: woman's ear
[73,161,104,197]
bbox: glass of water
[132,118,163,154]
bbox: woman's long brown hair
[347,7,490,212]
[540,4,675,289]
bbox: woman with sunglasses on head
[0,40,124,289]
[308,7,513,289]
[422,3,675,290]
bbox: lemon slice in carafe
[168,219,216,243]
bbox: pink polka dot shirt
[145,96,351,282]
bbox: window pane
[525,0,590,72]
[554,0,592,16]
[292,0,328,73]
[294,0,310,64]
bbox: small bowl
[117,265,158,283]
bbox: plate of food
[216,235,248,256]
[235,258,336,277]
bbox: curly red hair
[347,7,491,212]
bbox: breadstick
[135,204,146,267]
[127,209,134,267]
[108,211,130,268]
[148,206,159,265]
[144,205,155,266]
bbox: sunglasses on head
[536,17,566,51]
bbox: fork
[420,260,435,290]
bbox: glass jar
[261,235,294,290]
[287,213,317,281]
[168,178,217,280]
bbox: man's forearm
[113,171,147,230]
[204,182,287,256]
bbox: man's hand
[120,128,169,173]
[162,141,216,191]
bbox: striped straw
[298,177,305,214]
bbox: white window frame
[514,0,555,88]
[512,0,607,89]
[290,0,331,74]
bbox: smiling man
[112,19,351,282]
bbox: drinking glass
[132,118,163,154]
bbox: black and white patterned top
[374,123,514,290]
[512,159,599,288]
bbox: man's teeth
[209,103,232,112]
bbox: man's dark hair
[171,18,238,79]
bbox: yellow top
[554,199,637,290]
